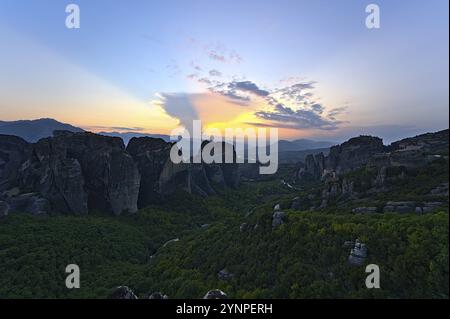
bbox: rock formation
[148,292,169,299]
[217,268,233,281]
[348,239,368,266]
[0,200,9,217]
[352,207,377,214]
[0,131,240,216]
[272,211,286,228]
[293,130,449,210]
[108,286,138,299]
[203,289,227,299]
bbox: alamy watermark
[366,4,380,29]
[65,4,80,29]
[169,120,279,175]
[65,264,80,289]
[365,264,381,289]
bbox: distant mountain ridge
[0,118,84,142]
[0,118,335,152]
[98,131,171,144]
[278,139,335,152]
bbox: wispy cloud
[88,126,146,132]
[203,42,243,63]
[209,69,222,77]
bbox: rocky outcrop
[217,268,233,281]
[148,292,169,299]
[295,130,449,184]
[0,135,30,192]
[352,207,377,214]
[272,211,286,228]
[128,138,239,205]
[0,131,141,215]
[294,130,449,210]
[348,239,367,266]
[7,193,49,215]
[203,290,227,299]
[327,136,385,174]
[382,201,445,214]
[295,153,325,181]
[429,183,449,196]
[126,137,173,207]
[0,200,9,217]
[0,132,241,216]
[18,136,88,215]
[390,129,449,154]
[383,201,416,213]
[108,286,138,299]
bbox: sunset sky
[0,0,448,142]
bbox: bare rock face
[42,131,140,215]
[217,268,233,281]
[0,201,9,217]
[108,286,138,299]
[294,130,449,208]
[390,129,449,154]
[0,135,31,192]
[327,136,385,174]
[18,136,88,215]
[383,201,416,213]
[1,132,241,215]
[148,292,169,299]
[0,131,140,216]
[8,193,50,215]
[126,137,173,207]
[352,207,377,214]
[348,239,368,266]
[128,138,239,202]
[203,289,227,299]
[240,223,248,232]
[272,211,286,228]
[202,141,240,190]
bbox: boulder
[429,183,449,196]
[108,286,138,299]
[240,223,248,232]
[217,268,233,281]
[348,239,368,266]
[383,201,416,213]
[352,207,377,214]
[272,211,286,228]
[203,290,227,299]
[148,292,169,299]
[422,202,446,213]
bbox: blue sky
[0,0,448,142]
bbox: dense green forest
[0,178,448,299]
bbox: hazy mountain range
[0,118,84,143]
[0,119,334,154]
